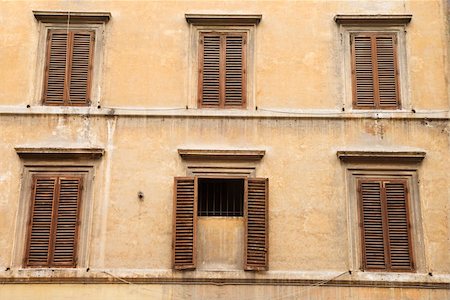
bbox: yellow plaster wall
[0,0,447,109]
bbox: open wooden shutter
[351,33,399,109]
[385,181,414,271]
[244,178,268,271]
[26,175,82,267]
[198,33,246,108]
[43,30,94,106]
[173,177,197,270]
[359,179,413,271]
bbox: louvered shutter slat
[200,35,221,107]
[353,36,376,108]
[245,178,268,271]
[360,181,387,269]
[52,177,82,267]
[225,35,245,107]
[376,36,399,108]
[44,32,68,105]
[68,32,93,105]
[173,177,197,269]
[26,177,57,266]
[385,182,413,270]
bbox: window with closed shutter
[43,29,94,106]
[358,178,414,272]
[198,32,247,108]
[173,176,268,270]
[351,33,400,109]
[25,175,83,267]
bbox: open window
[172,176,268,271]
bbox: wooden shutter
[385,181,414,270]
[351,33,400,109]
[244,178,268,271]
[173,177,197,270]
[43,30,94,106]
[25,175,82,267]
[359,179,413,271]
[52,177,83,266]
[198,33,246,108]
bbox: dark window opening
[198,178,244,216]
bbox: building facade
[0,0,449,299]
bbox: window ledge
[337,150,426,164]
[33,11,111,23]
[178,149,265,161]
[185,14,262,25]
[334,14,412,26]
[15,147,104,160]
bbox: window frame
[172,175,269,271]
[42,29,95,106]
[346,168,425,274]
[337,22,410,112]
[33,22,106,107]
[12,162,97,269]
[187,24,257,110]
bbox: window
[198,178,244,216]
[185,14,261,109]
[199,32,247,108]
[334,15,412,111]
[43,30,94,106]
[25,175,83,267]
[338,151,425,273]
[13,147,103,269]
[351,33,400,109]
[358,178,414,271]
[173,176,268,271]
[33,11,110,107]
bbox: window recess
[173,176,268,271]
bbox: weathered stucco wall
[0,0,448,109]
[0,0,449,299]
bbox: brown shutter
[68,31,94,105]
[359,180,387,270]
[352,33,400,109]
[244,178,268,271]
[224,34,246,108]
[173,177,197,270]
[43,31,68,105]
[359,179,414,272]
[25,175,82,267]
[43,30,94,106]
[52,177,83,267]
[26,176,57,266]
[199,34,221,108]
[376,35,400,108]
[385,181,414,271]
[199,33,246,108]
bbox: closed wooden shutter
[25,175,82,267]
[173,177,197,270]
[351,33,400,109]
[244,178,268,270]
[359,179,413,271]
[198,32,246,108]
[43,30,94,106]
